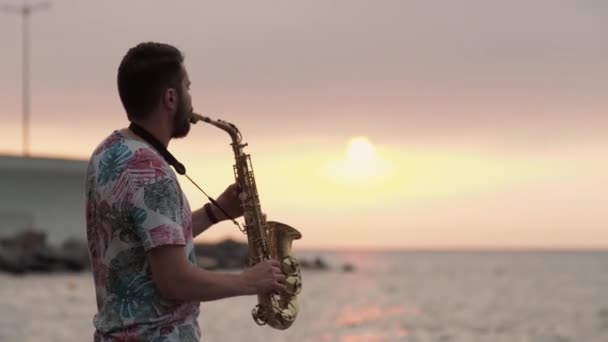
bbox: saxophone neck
[190,112,243,145]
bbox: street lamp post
[1,2,51,157]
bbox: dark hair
[117,42,185,120]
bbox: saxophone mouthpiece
[189,112,209,124]
[189,112,242,141]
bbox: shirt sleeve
[128,173,186,252]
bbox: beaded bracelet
[204,203,219,224]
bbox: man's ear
[163,88,177,110]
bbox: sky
[0,1,607,249]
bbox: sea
[0,250,607,342]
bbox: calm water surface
[1,251,607,342]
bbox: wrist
[203,203,219,224]
[237,271,255,295]
[212,204,230,222]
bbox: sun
[323,136,391,187]
[346,136,376,164]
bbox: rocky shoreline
[0,230,89,274]
[0,230,353,275]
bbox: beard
[171,93,192,139]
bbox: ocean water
[0,250,607,342]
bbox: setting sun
[322,136,393,187]
[346,136,376,164]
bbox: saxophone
[189,112,303,330]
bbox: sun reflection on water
[335,304,406,327]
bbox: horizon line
[194,239,608,252]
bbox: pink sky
[0,1,606,249]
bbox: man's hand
[148,246,286,302]
[192,183,244,237]
[213,182,244,220]
[240,259,287,295]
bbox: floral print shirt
[85,130,200,341]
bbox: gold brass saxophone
[189,112,303,330]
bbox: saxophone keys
[281,256,300,276]
[252,305,267,326]
[244,212,253,221]
[285,276,302,295]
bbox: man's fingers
[273,281,287,292]
[268,259,281,267]
[231,182,242,193]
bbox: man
[84,42,286,341]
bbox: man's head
[117,42,193,138]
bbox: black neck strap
[128,123,186,175]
